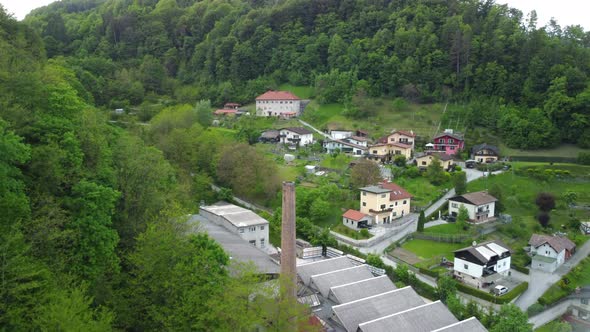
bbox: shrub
[512,264,530,275]
[527,303,544,317]
[578,152,590,165]
[418,267,440,278]
[456,282,528,304]
[360,229,370,237]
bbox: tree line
[25,0,590,148]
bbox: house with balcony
[471,143,500,163]
[359,182,412,225]
[379,130,416,150]
[529,234,576,272]
[428,129,464,155]
[366,142,412,163]
[279,127,313,147]
[453,241,511,288]
[415,152,455,171]
[448,191,497,223]
[255,90,302,118]
[324,138,367,156]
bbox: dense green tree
[350,159,382,189]
[417,210,426,232]
[490,304,532,332]
[426,157,446,185]
[452,171,467,195]
[436,275,457,304]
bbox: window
[439,139,444,143]
[393,212,397,217]
[380,204,386,210]
[451,146,455,150]
[249,226,256,232]
[582,298,589,305]
[449,139,454,144]
[395,202,398,206]
[372,150,377,154]
[395,150,401,155]
[403,200,407,204]
[421,161,427,165]
[260,239,265,248]
[390,204,393,208]
[239,228,244,233]
[381,194,386,198]
[451,203,458,208]
[260,225,265,230]
[390,138,395,142]
[362,202,366,207]
[464,264,468,269]
[249,240,256,246]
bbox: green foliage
[489,304,532,332]
[456,282,529,305]
[436,275,457,304]
[578,152,590,165]
[417,210,426,232]
[350,159,382,188]
[457,205,469,228]
[194,99,212,128]
[393,155,406,167]
[526,303,544,317]
[425,157,446,185]
[452,171,467,195]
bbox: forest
[0,0,588,330]
[23,0,590,149]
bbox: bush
[360,229,370,237]
[527,303,544,317]
[512,264,530,275]
[456,282,528,304]
[418,267,440,278]
[577,152,590,165]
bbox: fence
[413,232,471,243]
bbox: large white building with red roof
[255,90,302,117]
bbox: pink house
[429,129,464,155]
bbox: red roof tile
[256,90,301,100]
[342,209,367,221]
[392,130,416,137]
[214,109,238,115]
[380,182,413,201]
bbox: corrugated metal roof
[328,275,396,304]
[309,265,374,298]
[200,202,269,227]
[475,246,495,261]
[331,287,424,332]
[431,317,488,332]
[486,242,509,256]
[358,301,458,332]
[297,257,355,285]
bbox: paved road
[357,215,418,255]
[515,239,590,310]
[298,119,330,138]
[528,299,572,329]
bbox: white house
[453,241,511,288]
[330,130,354,140]
[199,202,269,249]
[342,209,373,229]
[529,234,576,272]
[279,127,314,147]
[323,138,368,156]
[448,191,497,223]
[255,90,302,117]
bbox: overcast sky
[0,0,588,30]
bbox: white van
[493,285,508,296]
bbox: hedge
[419,267,440,278]
[512,264,530,275]
[457,281,528,304]
[510,156,578,163]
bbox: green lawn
[501,143,590,158]
[396,176,452,209]
[423,223,466,235]
[539,257,590,305]
[320,154,354,171]
[278,84,314,99]
[301,97,444,139]
[401,239,467,261]
[534,320,571,332]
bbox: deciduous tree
[351,159,382,188]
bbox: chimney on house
[281,181,297,299]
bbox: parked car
[447,215,457,223]
[465,160,477,168]
[492,285,508,296]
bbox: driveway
[357,215,418,255]
[515,240,590,310]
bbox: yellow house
[415,152,454,171]
[367,143,412,163]
[385,130,416,150]
[359,182,412,224]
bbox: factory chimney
[281,181,297,299]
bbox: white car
[493,285,508,296]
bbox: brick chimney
[281,181,297,298]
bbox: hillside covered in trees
[25,0,590,149]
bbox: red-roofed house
[529,234,576,272]
[367,142,412,163]
[427,129,465,155]
[255,90,302,118]
[342,209,373,230]
[379,130,416,149]
[358,181,413,224]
